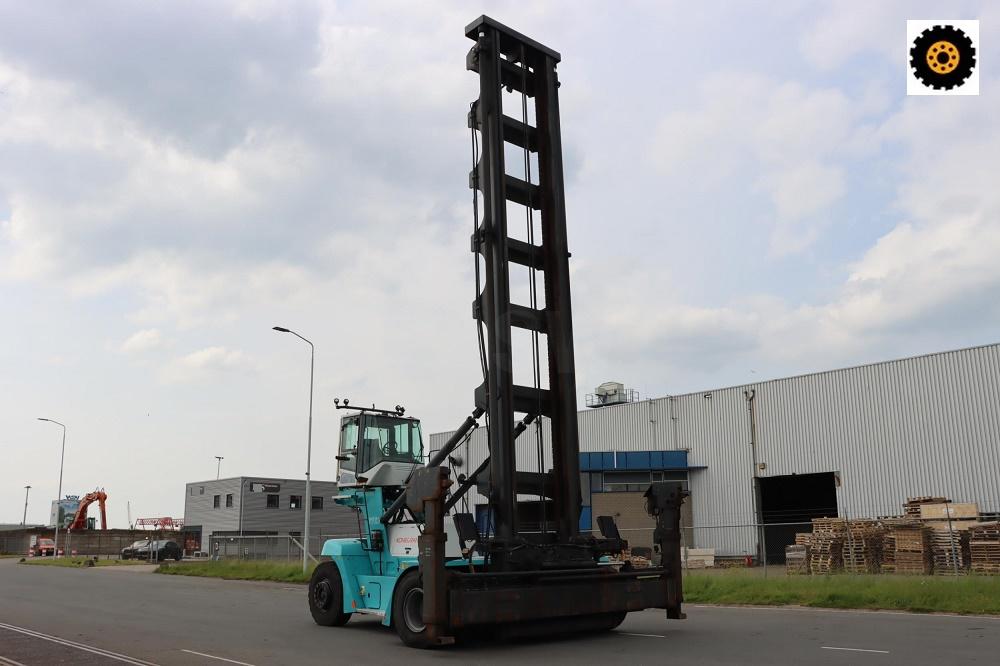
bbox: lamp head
[272,326,291,333]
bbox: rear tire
[309,562,351,627]
[392,571,433,648]
[606,610,628,630]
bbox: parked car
[121,540,149,559]
[121,539,182,561]
[31,538,55,557]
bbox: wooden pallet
[930,526,970,575]
[842,520,884,573]
[895,526,932,575]
[904,496,949,518]
[786,544,810,575]
[969,522,1000,575]
[809,533,844,574]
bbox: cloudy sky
[2,1,997,527]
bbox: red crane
[68,489,108,530]
[134,517,184,530]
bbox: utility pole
[22,485,31,525]
[37,418,67,557]
[215,456,224,480]
[273,326,315,573]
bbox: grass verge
[154,560,315,583]
[684,570,1000,615]
[21,557,151,568]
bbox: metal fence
[597,517,992,578]
[207,534,359,562]
[0,530,173,557]
[200,515,996,578]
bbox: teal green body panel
[325,487,418,625]
[324,485,481,626]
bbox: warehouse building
[182,477,357,555]
[430,343,1000,561]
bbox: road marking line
[686,604,1000,621]
[0,622,158,665]
[0,655,29,666]
[181,649,259,666]
[822,647,890,654]
[620,632,666,638]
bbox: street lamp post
[215,456,224,480]
[37,418,66,557]
[273,326,315,573]
[22,485,31,526]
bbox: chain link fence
[206,534,359,561]
[0,530,173,558]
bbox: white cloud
[798,1,904,70]
[650,73,877,255]
[120,328,163,354]
[161,346,252,383]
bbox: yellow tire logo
[925,41,959,75]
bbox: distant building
[182,477,357,555]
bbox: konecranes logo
[909,23,977,91]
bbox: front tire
[309,562,351,626]
[391,571,433,648]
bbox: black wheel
[174,552,182,562]
[909,24,976,91]
[309,562,351,627]
[391,570,433,648]
[606,611,627,630]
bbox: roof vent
[586,381,638,408]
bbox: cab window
[339,417,360,471]
[358,415,423,471]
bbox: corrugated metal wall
[431,344,1000,556]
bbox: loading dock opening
[759,472,838,563]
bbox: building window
[602,471,653,492]
[266,494,280,508]
[199,486,205,495]
[213,495,221,508]
[289,495,302,510]
[311,496,323,510]
[189,487,193,496]
[225,494,233,508]
[652,470,690,490]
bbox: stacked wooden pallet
[785,544,809,575]
[881,530,897,573]
[969,522,1000,575]
[929,526,970,575]
[904,496,948,518]
[842,519,884,573]
[810,518,845,574]
[889,522,932,575]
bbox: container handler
[308,15,687,647]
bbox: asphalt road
[1,558,998,665]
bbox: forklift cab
[336,412,424,487]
